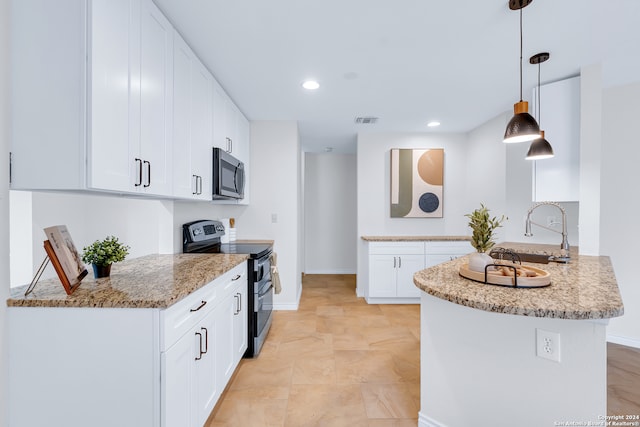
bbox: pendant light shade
[503,0,540,143]
[526,131,554,160]
[504,101,541,143]
[526,52,554,160]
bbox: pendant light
[526,52,554,160]
[503,0,540,143]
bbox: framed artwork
[390,148,444,218]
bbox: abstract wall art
[390,148,444,218]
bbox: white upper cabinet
[138,0,174,196]
[12,0,174,196]
[11,0,249,202]
[172,31,213,200]
[531,76,581,202]
[212,80,250,164]
[89,0,140,193]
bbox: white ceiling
[153,0,640,153]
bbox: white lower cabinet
[368,242,425,302]
[161,263,247,427]
[8,262,248,427]
[367,240,472,303]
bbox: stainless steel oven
[182,219,273,357]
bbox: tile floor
[207,274,640,426]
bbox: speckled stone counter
[7,253,248,309]
[361,235,472,242]
[413,243,624,320]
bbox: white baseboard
[273,285,302,311]
[303,269,356,275]
[607,334,640,349]
[419,412,447,427]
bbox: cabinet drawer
[425,241,473,255]
[369,242,424,255]
[161,283,219,352]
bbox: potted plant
[82,236,130,278]
[465,204,507,272]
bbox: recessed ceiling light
[427,121,441,127]
[302,80,320,90]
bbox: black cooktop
[182,220,272,259]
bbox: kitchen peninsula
[413,243,624,427]
[7,253,249,427]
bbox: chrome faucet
[524,201,570,262]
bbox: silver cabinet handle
[393,256,396,268]
[398,256,402,268]
[232,274,241,281]
[197,175,202,194]
[192,174,198,195]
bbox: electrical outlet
[536,329,561,362]
[271,213,278,223]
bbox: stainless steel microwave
[213,147,245,200]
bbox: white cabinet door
[89,0,140,193]
[369,255,398,298]
[162,331,195,427]
[172,32,213,200]
[532,76,580,202]
[190,60,213,199]
[215,292,236,387]
[396,254,424,298]
[212,81,229,152]
[233,281,248,362]
[139,0,173,196]
[194,309,219,427]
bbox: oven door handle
[257,282,273,298]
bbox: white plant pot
[468,252,493,272]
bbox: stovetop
[182,220,272,259]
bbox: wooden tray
[459,262,551,288]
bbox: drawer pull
[190,300,207,312]
[232,274,241,281]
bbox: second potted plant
[82,236,130,279]
[465,204,507,272]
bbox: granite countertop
[413,243,624,320]
[7,253,248,309]
[361,235,472,242]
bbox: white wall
[601,81,640,346]
[304,153,356,274]
[1,0,10,423]
[356,132,470,295]
[174,121,303,310]
[15,192,174,285]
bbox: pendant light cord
[537,62,541,126]
[519,8,523,102]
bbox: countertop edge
[362,235,472,242]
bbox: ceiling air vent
[354,116,379,124]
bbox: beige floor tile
[208,398,288,426]
[360,383,420,419]
[335,350,403,384]
[316,305,345,316]
[284,384,369,427]
[276,331,334,359]
[292,355,337,385]
[229,358,294,390]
